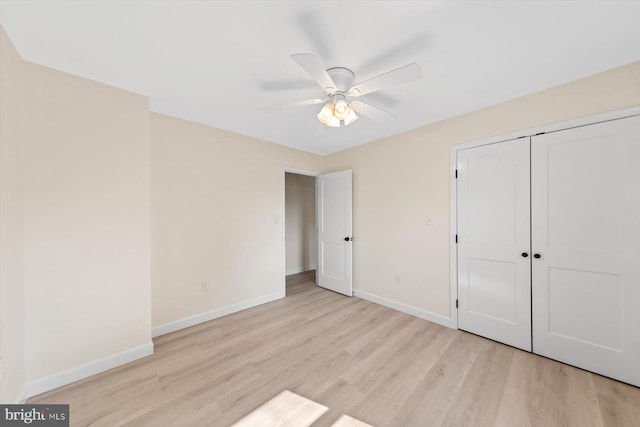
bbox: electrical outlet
[201,280,210,292]
[394,273,401,284]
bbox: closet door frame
[449,106,640,331]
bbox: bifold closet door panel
[531,115,640,387]
[457,138,532,351]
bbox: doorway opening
[284,171,317,295]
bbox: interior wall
[285,173,316,276]
[150,113,322,328]
[0,27,26,403]
[322,61,640,321]
[21,61,152,383]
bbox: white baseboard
[152,291,285,338]
[18,387,27,404]
[21,342,154,402]
[285,265,317,276]
[353,289,456,329]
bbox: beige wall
[150,113,321,328]
[0,27,26,403]
[22,62,152,381]
[323,61,640,319]
[285,173,316,275]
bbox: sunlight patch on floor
[230,390,373,427]
[231,390,328,427]
[331,414,374,427]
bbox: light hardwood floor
[30,271,640,426]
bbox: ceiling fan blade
[296,12,332,61]
[351,100,396,121]
[357,35,428,78]
[358,92,400,108]
[291,53,337,93]
[349,63,422,97]
[280,98,325,108]
[264,98,325,112]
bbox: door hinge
[455,169,458,179]
[456,299,458,309]
[455,234,458,243]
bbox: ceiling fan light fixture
[317,97,358,128]
[334,99,349,120]
[317,103,334,122]
[326,116,341,128]
[318,103,341,127]
[343,108,358,125]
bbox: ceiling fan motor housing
[326,67,355,94]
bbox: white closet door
[532,115,640,386]
[457,138,532,351]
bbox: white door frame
[282,167,320,295]
[449,106,640,330]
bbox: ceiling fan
[281,53,423,127]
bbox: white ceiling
[2,1,639,155]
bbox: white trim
[353,289,455,329]
[286,265,317,276]
[452,106,640,152]
[282,167,320,295]
[448,106,640,334]
[21,342,153,401]
[449,148,459,329]
[17,385,28,404]
[282,167,320,177]
[152,291,284,338]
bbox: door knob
[521,252,529,258]
[344,237,351,241]
[533,253,541,259]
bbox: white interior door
[531,116,640,386]
[457,138,532,351]
[316,170,352,296]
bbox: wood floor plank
[391,333,486,427]
[440,337,514,427]
[28,270,640,426]
[494,351,605,427]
